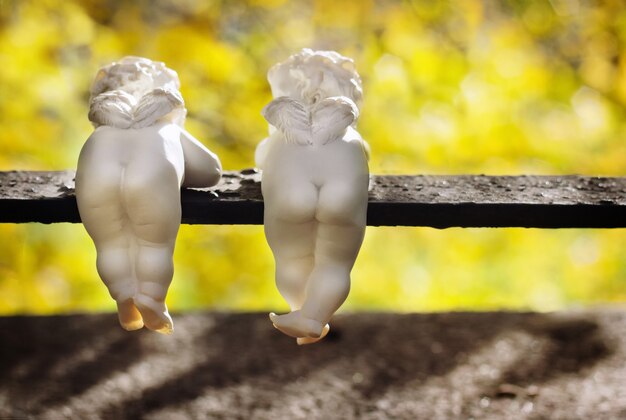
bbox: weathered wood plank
[0,170,624,227]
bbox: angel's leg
[264,182,318,310]
[76,163,143,331]
[264,181,332,342]
[124,159,181,334]
[268,222,363,339]
[300,222,364,321]
[271,181,367,338]
[265,219,315,310]
[97,240,144,331]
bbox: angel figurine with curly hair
[76,56,221,334]
[257,49,370,344]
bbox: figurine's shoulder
[340,127,370,161]
[342,126,362,143]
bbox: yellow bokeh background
[0,0,624,314]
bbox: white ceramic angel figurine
[256,49,370,345]
[76,56,221,334]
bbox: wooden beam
[0,170,624,228]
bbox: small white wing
[261,97,311,145]
[132,88,185,128]
[88,90,135,129]
[311,96,358,145]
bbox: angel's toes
[116,299,144,331]
[269,311,325,338]
[297,324,330,345]
[134,294,173,334]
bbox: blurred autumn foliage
[0,0,624,314]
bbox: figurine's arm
[361,139,371,161]
[180,129,222,188]
[255,137,270,170]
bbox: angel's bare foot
[134,294,173,334]
[269,310,324,338]
[297,323,330,345]
[116,299,144,331]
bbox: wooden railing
[1,170,624,228]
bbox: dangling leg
[263,181,329,341]
[268,222,363,339]
[272,181,367,340]
[133,241,176,334]
[299,222,364,323]
[76,162,143,331]
[95,238,144,331]
[265,217,315,310]
[124,159,182,334]
[265,217,331,345]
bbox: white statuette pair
[77,50,369,344]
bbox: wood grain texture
[0,170,624,227]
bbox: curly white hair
[267,49,363,107]
[88,56,185,128]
